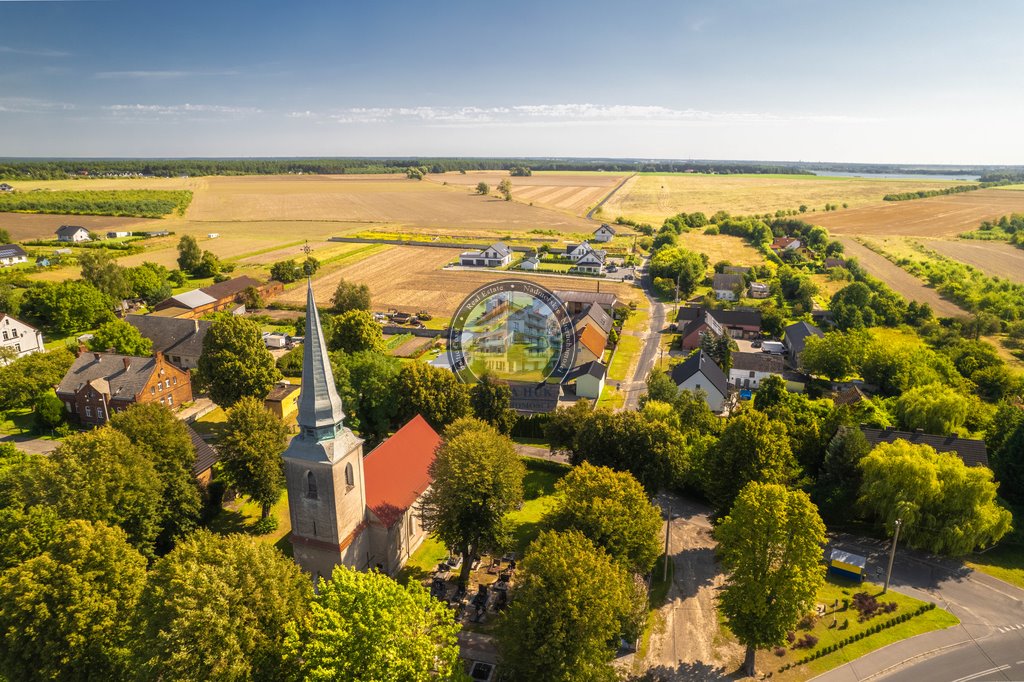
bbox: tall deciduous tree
[800,330,868,380]
[285,566,463,681]
[894,383,970,435]
[648,245,708,298]
[331,279,371,313]
[993,417,1024,504]
[330,349,401,443]
[79,250,130,300]
[20,280,112,333]
[708,410,797,514]
[197,314,281,406]
[219,397,288,520]
[0,347,75,411]
[330,309,383,353]
[716,482,826,677]
[545,462,662,573]
[814,427,872,523]
[419,418,525,586]
[176,234,202,273]
[858,441,1012,555]
[133,531,311,681]
[88,318,154,356]
[0,519,147,681]
[469,371,517,434]
[394,361,470,431]
[475,181,489,195]
[497,178,513,200]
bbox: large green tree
[197,314,281,406]
[859,441,1013,555]
[330,309,383,353]
[419,418,525,586]
[394,361,471,431]
[894,383,970,436]
[993,417,1024,504]
[497,530,638,682]
[330,349,401,443]
[176,235,202,273]
[79,250,131,300]
[331,279,371,313]
[219,396,288,520]
[716,482,826,677]
[88,318,153,356]
[545,462,662,573]
[814,427,873,523]
[0,519,147,681]
[0,347,75,410]
[799,330,868,380]
[469,371,517,434]
[133,531,311,681]
[707,410,797,514]
[648,245,708,298]
[20,280,112,333]
[285,566,463,681]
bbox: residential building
[670,350,729,412]
[574,302,613,336]
[575,322,608,365]
[712,273,745,301]
[56,351,193,426]
[574,249,606,275]
[748,281,770,299]
[265,381,301,420]
[771,236,801,252]
[508,381,562,413]
[151,276,281,319]
[567,360,606,399]
[519,256,540,271]
[283,281,439,580]
[0,244,28,267]
[55,225,91,242]
[126,314,211,370]
[592,224,617,242]
[0,314,44,364]
[459,242,513,267]
[678,310,725,350]
[783,321,824,367]
[728,351,785,389]
[824,257,848,269]
[723,265,751,276]
[188,424,220,486]
[565,241,596,262]
[856,426,990,468]
[676,306,762,340]
[552,290,619,316]
[107,231,131,238]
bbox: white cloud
[0,45,70,57]
[0,96,74,113]
[94,70,239,79]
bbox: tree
[302,256,320,276]
[394,362,470,431]
[894,383,970,435]
[285,566,463,681]
[331,309,383,353]
[330,349,401,442]
[469,371,517,433]
[88,318,154,355]
[994,419,1024,504]
[800,330,868,380]
[752,374,787,411]
[814,427,872,522]
[33,392,64,430]
[124,262,172,304]
[79,250,130,300]
[176,235,202,273]
[700,332,733,373]
[497,530,637,682]
[110,403,201,552]
[20,280,112,333]
[331,279,371,313]
[197,314,281,406]
[708,410,797,514]
[219,397,288,520]
[133,530,311,681]
[545,462,662,573]
[0,503,62,572]
[545,399,593,454]
[270,259,303,283]
[0,519,147,682]
[476,181,490,195]
[642,370,678,406]
[0,347,75,410]
[419,418,525,586]
[497,178,513,200]
[716,482,826,677]
[648,246,708,298]
[858,441,1012,555]
[194,250,221,278]
[0,228,10,244]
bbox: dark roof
[508,381,561,413]
[187,424,220,476]
[784,321,823,353]
[712,273,744,291]
[55,225,87,237]
[0,244,27,259]
[680,310,724,339]
[596,224,616,234]
[126,315,211,358]
[552,290,619,308]
[731,351,785,373]
[56,352,158,398]
[858,426,989,468]
[832,386,865,406]
[576,303,613,334]
[676,306,762,328]
[265,382,300,402]
[670,350,729,398]
[199,276,263,302]
[567,360,607,382]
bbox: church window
[85,405,92,418]
[344,463,354,490]
[306,471,318,499]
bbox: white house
[0,314,45,364]
[519,256,540,271]
[107,231,131,239]
[0,183,14,193]
[670,350,729,413]
[574,249,606,275]
[568,360,606,399]
[728,351,786,390]
[565,241,596,262]
[55,225,91,242]
[459,242,513,267]
[712,273,744,301]
[593,224,617,243]
[0,244,28,267]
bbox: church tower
[283,281,369,580]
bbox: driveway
[0,434,59,455]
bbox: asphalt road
[882,630,1024,682]
[622,268,667,410]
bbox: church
[283,282,439,580]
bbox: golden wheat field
[428,171,627,218]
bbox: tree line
[0,190,192,218]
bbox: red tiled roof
[363,414,440,528]
[578,323,607,358]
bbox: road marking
[950,665,1010,682]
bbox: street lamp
[882,518,903,594]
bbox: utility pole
[663,499,672,582]
[882,518,903,594]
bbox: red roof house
[363,414,441,528]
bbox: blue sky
[0,0,1021,163]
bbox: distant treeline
[0,190,192,218]
[978,171,1024,184]
[883,180,1013,202]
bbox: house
[574,302,614,336]
[0,183,14,192]
[676,306,762,340]
[567,360,606,399]
[728,351,786,390]
[783,321,824,367]
[188,424,220,486]
[712,273,745,301]
[552,290,619,316]
[56,351,193,426]
[265,381,301,420]
[748,281,770,299]
[0,244,28,267]
[283,281,442,579]
[592,224,617,243]
[55,225,91,242]
[832,385,865,407]
[207,233,220,239]
[459,242,513,267]
[575,323,608,365]
[107,231,131,239]
[0,314,44,364]
[678,309,725,350]
[857,426,990,468]
[771,236,801,252]
[146,230,170,237]
[565,241,596,262]
[151,276,281,319]
[519,256,540,271]
[670,350,729,412]
[574,249,606,275]
[508,381,562,413]
[126,315,211,370]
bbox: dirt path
[837,237,968,318]
[587,172,636,220]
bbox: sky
[0,0,1022,164]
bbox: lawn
[207,490,293,556]
[608,334,640,382]
[967,543,1024,590]
[597,384,625,409]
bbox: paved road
[622,268,666,410]
[0,435,59,455]
[881,629,1024,682]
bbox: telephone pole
[882,518,903,594]
[662,500,673,582]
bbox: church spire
[297,279,345,437]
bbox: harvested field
[428,171,627,217]
[804,189,1024,238]
[837,237,967,317]
[602,173,969,224]
[923,239,1024,284]
[678,232,765,267]
[0,212,157,241]
[277,245,642,317]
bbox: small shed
[828,548,866,582]
[264,382,301,420]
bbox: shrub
[252,516,278,535]
[786,631,796,643]
[798,613,818,630]
[774,647,786,657]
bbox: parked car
[751,339,762,348]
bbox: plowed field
[0,213,157,241]
[429,171,627,217]
[924,239,1024,283]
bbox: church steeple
[297,280,345,439]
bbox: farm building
[783,321,824,368]
[0,314,44,364]
[55,225,91,242]
[126,315,211,370]
[676,306,762,340]
[592,224,617,242]
[728,351,786,390]
[107,231,131,238]
[748,282,770,299]
[459,242,512,267]
[857,426,990,468]
[265,381,301,420]
[712,273,745,301]
[671,350,729,413]
[553,290,619,316]
[151,276,282,319]
[771,236,801,252]
[567,360,606,399]
[0,244,28,267]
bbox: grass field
[968,544,1024,590]
[0,212,157,241]
[679,232,766,266]
[427,170,627,218]
[602,174,969,224]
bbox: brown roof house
[151,276,283,319]
[126,314,211,370]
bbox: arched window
[306,471,318,499]
[345,462,354,490]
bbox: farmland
[427,170,628,218]
[601,173,970,224]
[678,232,765,266]
[0,189,192,218]
[923,239,1024,283]
[0,213,157,241]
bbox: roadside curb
[808,625,969,682]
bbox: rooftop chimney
[194,319,199,333]
[93,352,101,362]
[122,357,131,371]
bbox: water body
[811,170,981,181]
